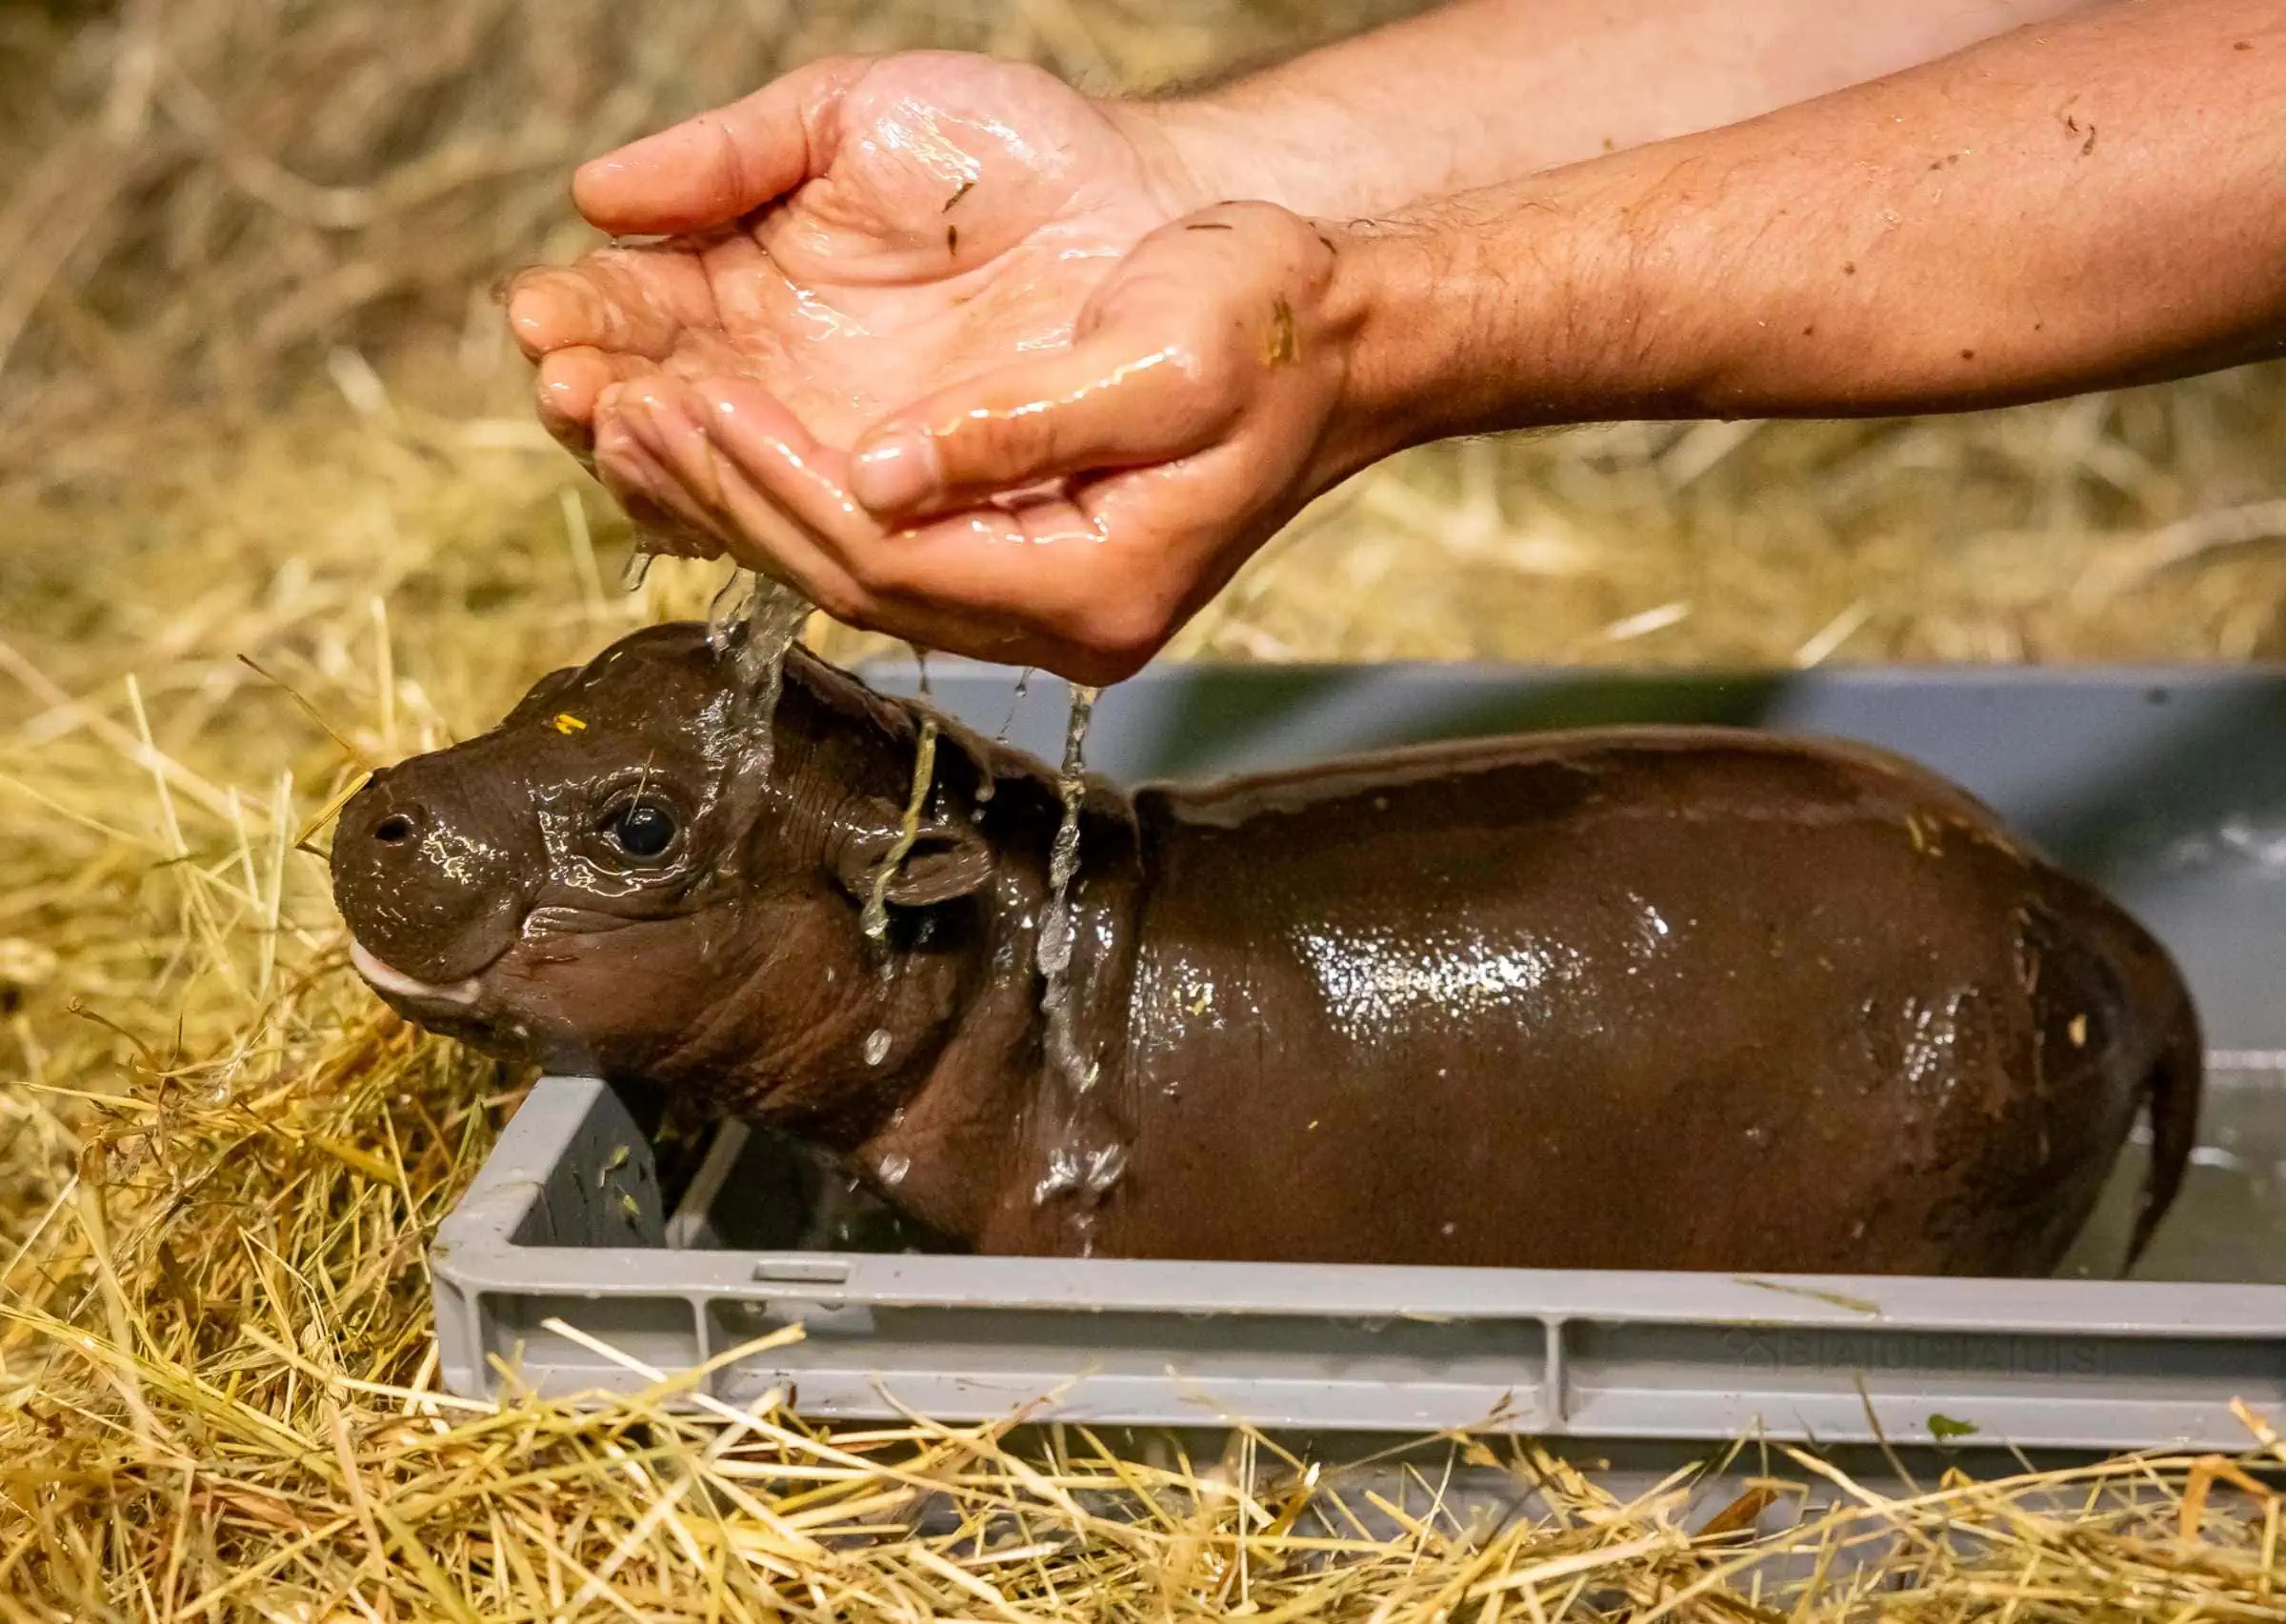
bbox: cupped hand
[509,52,1386,682]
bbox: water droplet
[620,550,654,591]
[1083,1143,1127,1194]
[878,1152,910,1187]
[1033,1146,1080,1205]
[994,668,1033,744]
[863,1029,892,1067]
[1745,1125,1770,1147]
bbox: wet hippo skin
[331,623,2200,1275]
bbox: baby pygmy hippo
[332,623,2200,1276]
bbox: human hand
[506,52,1388,682]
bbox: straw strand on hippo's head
[330,624,1001,1116]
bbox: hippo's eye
[603,798,678,862]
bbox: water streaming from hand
[706,570,812,779]
[1030,682,1130,1225]
[704,569,749,640]
[1035,683,1096,1093]
[652,559,1132,1228]
[973,669,1033,809]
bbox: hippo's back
[1101,727,2194,1275]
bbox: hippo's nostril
[374,813,416,845]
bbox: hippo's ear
[884,829,997,906]
[834,822,995,909]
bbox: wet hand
[505,54,1382,682]
[627,202,1372,683]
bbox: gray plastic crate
[431,661,2286,1456]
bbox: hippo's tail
[2075,891,2205,1272]
[2126,967,2203,1271]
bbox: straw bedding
[1,0,2282,1615]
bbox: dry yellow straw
[5,0,2286,1615]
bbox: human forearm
[1334,0,2286,458]
[1132,0,2104,218]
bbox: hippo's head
[331,623,1010,1126]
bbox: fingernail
[850,430,938,514]
[512,274,605,344]
[539,372,583,415]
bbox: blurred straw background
[1,0,2282,1616]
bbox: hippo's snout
[332,761,541,988]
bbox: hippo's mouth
[349,939,483,1010]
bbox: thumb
[571,57,864,234]
[846,333,1240,522]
